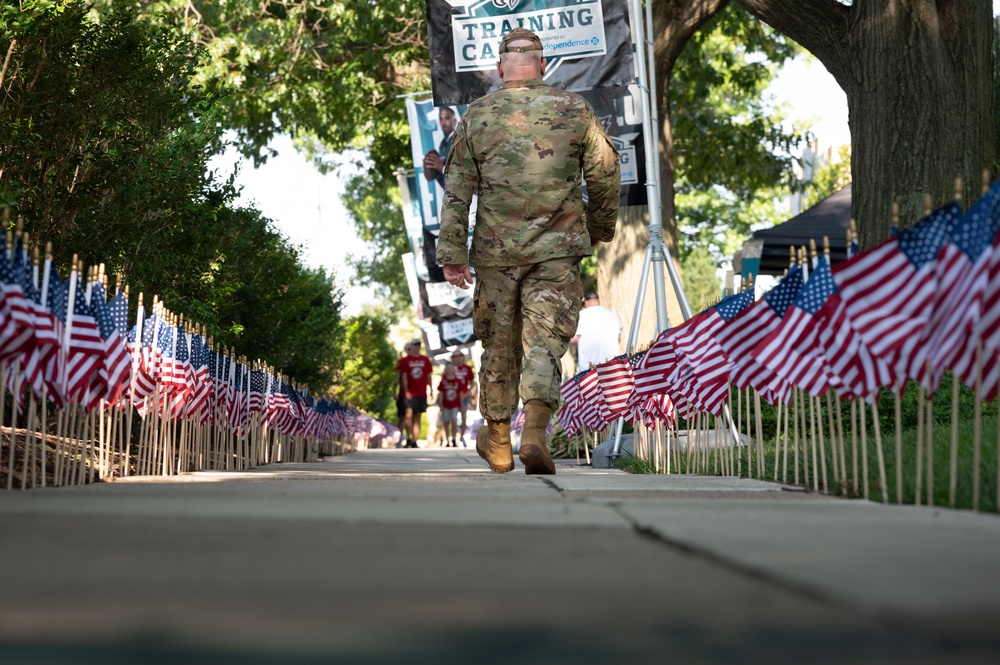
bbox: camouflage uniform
[438,77,621,421]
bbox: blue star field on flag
[90,282,116,340]
[714,289,754,321]
[156,319,174,359]
[174,327,188,364]
[952,180,1000,260]
[793,255,838,316]
[48,271,67,324]
[898,201,960,268]
[764,264,804,318]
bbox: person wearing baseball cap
[436,27,621,474]
[395,338,434,447]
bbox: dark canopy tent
[752,185,852,275]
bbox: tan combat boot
[518,400,555,475]
[476,420,514,473]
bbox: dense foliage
[0,1,346,393]
[333,310,398,417]
[671,5,806,264]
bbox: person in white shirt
[571,291,621,371]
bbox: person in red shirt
[395,338,434,448]
[451,349,476,445]
[395,341,413,444]
[436,362,466,447]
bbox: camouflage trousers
[473,257,582,422]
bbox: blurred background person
[396,338,434,447]
[436,362,465,447]
[395,342,413,447]
[571,291,621,371]
[451,348,475,446]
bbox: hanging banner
[426,0,634,107]
[419,277,474,324]
[404,97,477,284]
[440,318,476,346]
[579,84,646,206]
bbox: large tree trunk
[598,0,727,344]
[735,0,995,247]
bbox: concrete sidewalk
[1,448,999,664]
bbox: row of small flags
[559,178,1000,437]
[0,230,391,446]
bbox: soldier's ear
[540,57,547,76]
[496,60,503,81]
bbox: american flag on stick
[717,265,804,405]
[923,182,1000,393]
[835,201,960,384]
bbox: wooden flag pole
[56,401,73,487]
[835,394,847,494]
[949,372,960,507]
[53,402,65,486]
[39,392,48,488]
[72,404,84,486]
[894,390,903,504]
[124,292,144,477]
[74,403,87,486]
[825,392,840,488]
[23,386,38,489]
[736,386,742,476]
[744,388,751,478]
[6,359,22,490]
[925,376,935,506]
[0,362,9,484]
[685,415,695,474]
[915,382,925,505]
[809,395,822,492]
[815,396,829,494]
[849,398,858,495]
[973,340,983,511]
[792,390,800,485]
[754,390,764,479]
[772,399,783,481]
[871,401,889,504]
[782,396,791,483]
[859,397,870,500]
[799,388,810,488]
[4,361,16,491]
[88,406,98,484]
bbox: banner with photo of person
[403,98,477,331]
[426,0,634,107]
[404,97,476,284]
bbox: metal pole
[609,0,735,460]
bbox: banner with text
[426,0,634,107]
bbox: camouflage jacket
[437,78,621,268]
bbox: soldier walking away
[437,28,621,475]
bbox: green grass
[604,376,1000,513]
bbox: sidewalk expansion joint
[538,477,564,494]
[605,502,949,644]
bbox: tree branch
[0,39,16,94]
[733,0,853,89]
[654,0,729,72]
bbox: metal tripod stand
[607,0,740,459]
